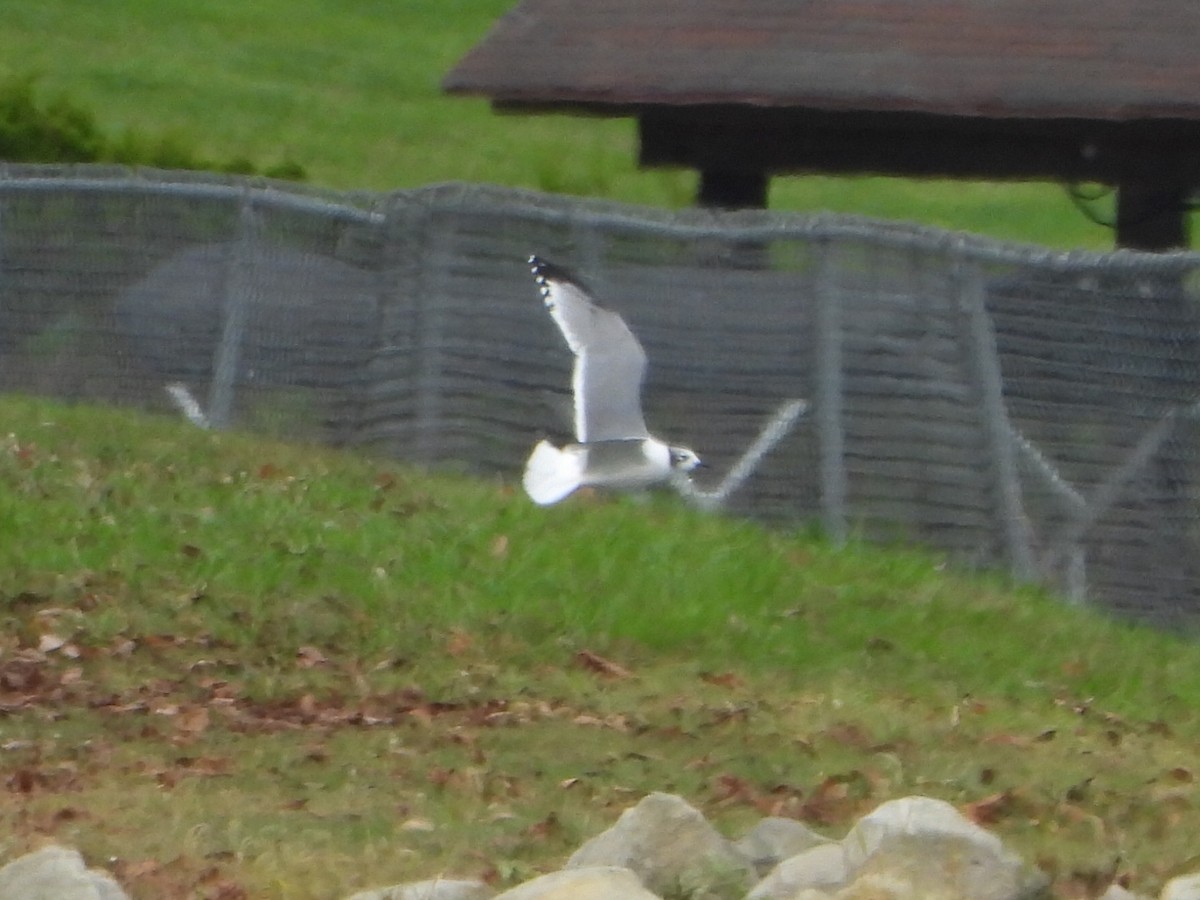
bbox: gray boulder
[565,792,756,898]
[1162,872,1200,900]
[0,845,129,900]
[343,877,494,900]
[837,832,1046,900]
[838,797,1047,900]
[747,842,846,899]
[842,796,1005,871]
[493,866,658,899]
[735,816,832,877]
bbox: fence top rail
[405,182,1200,276]
[0,163,385,226]
[3,164,1200,276]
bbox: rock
[493,866,658,900]
[835,833,1047,900]
[747,842,847,899]
[343,877,494,900]
[842,796,1004,871]
[1096,885,1145,900]
[0,845,129,900]
[565,792,755,898]
[838,798,1047,900]
[1162,872,1200,900]
[736,816,832,876]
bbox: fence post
[206,196,260,430]
[0,179,5,331]
[954,256,1035,580]
[1040,405,1184,576]
[410,202,451,464]
[814,238,848,543]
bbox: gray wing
[530,256,649,442]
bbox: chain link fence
[3,165,1199,626]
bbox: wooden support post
[1116,179,1190,251]
[697,169,768,209]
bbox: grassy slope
[2,396,1200,898]
[0,0,1159,249]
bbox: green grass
[1,0,1188,249]
[2,395,1200,898]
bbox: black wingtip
[528,255,588,294]
[529,254,568,281]
[528,255,552,300]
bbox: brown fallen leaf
[575,649,631,679]
[177,755,231,776]
[525,812,560,840]
[143,634,182,649]
[712,773,757,806]
[175,706,211,734]
[427,766,458,788]
[963,790,1017,826]
[571,713,630,731]
[700,671,745,689]
[119,859,163,880]
[7,768,46,793]
[0,659,45,692]
[824,721,874,749]
[303,742,330,764]
[296,646,329,669]
[446,629,474,657]
[799,772,873,826]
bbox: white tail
[523,440,584,505]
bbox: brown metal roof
[444,0,1200,122]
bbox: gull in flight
[523,255,703,505]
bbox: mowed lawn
[1,397,1200,898]
[0,0,1173,249]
